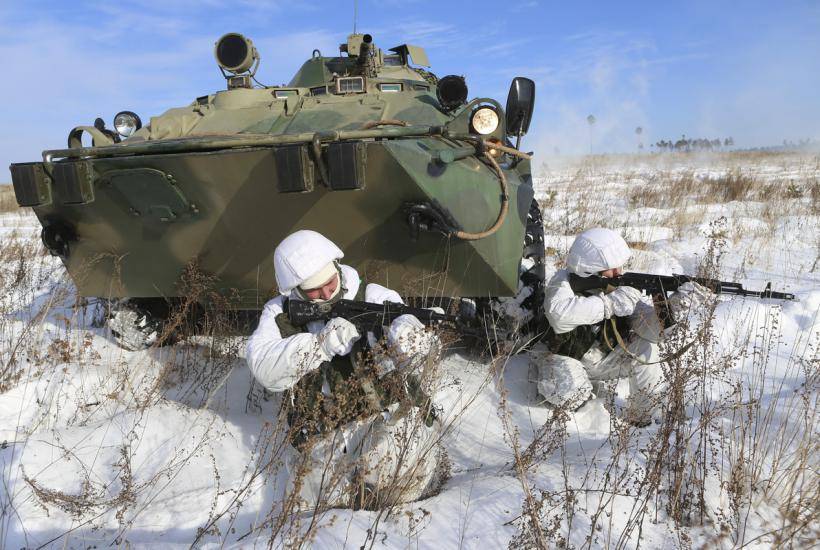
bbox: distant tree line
[780,138,816,149]
[651,136,818,153]
[652,136,734,152]
[739,138,820,153]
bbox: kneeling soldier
[534,228,666,425]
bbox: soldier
[532,228,671,426]
[246,230,444,510]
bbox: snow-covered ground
[1,152,818,548]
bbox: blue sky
[1,0,818,174]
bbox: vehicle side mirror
[505,77,535,137]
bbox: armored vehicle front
[10,32,543,347]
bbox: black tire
[520,198,547,337]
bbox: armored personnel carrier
[9,32,543,349]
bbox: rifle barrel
[568,272,795,300]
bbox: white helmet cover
[566,228,631,277]
[273,230,344,293]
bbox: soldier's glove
[318,318,360,358]
[388,314,439,365]
[666,282,713,323]
[602,286,643,318]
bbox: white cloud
[512,1,539,11]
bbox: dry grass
[627,169,799,209]
[504,221,819,548]
[1,152,817,548]
[0,238,472,548]
[627,170,700,209]
[526,152,820,547]
[0,184,18,213]
[538,152,820,251]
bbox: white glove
[601,286,643,318]
[388,314,425,345]
[388,314,438,362]
[318,318,360,358]
[667,281,713,321]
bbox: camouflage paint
[10,34,535,310]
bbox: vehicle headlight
[470,107,500,135]
[113,111,142,138]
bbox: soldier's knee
[529,351,593,410]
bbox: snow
[1,153,818,548]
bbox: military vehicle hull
[14,132,532,310]
[9,32,543,347]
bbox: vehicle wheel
[104,299,175,351]
[520,197,547,335]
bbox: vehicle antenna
[353,0,358,35]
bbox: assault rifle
[285,299,490,338]
[568,272,796,301]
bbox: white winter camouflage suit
[246,230,442,509]
[535,228,666,422]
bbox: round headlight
[470,107,500,135]
[113,111,142,138]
